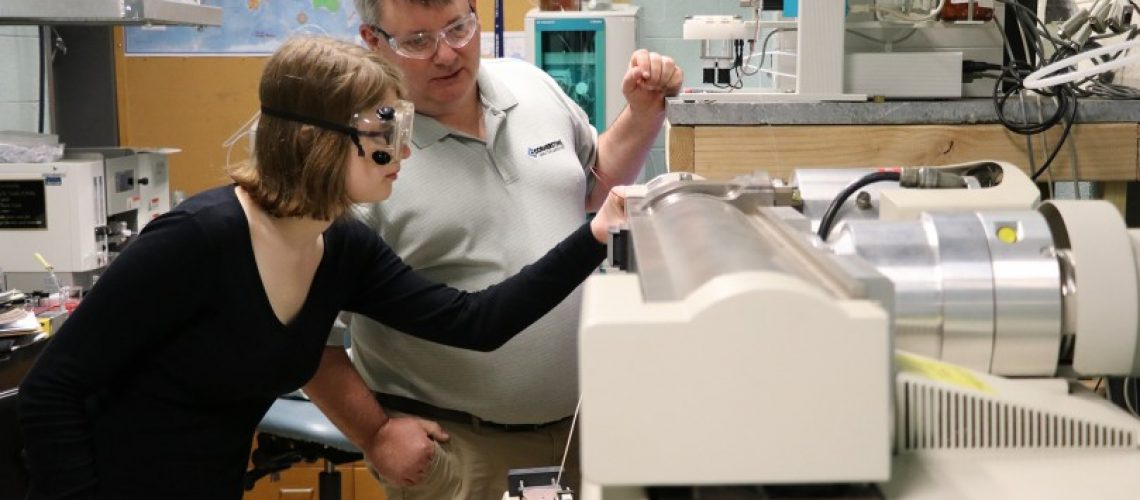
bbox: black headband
[260,106,366,156]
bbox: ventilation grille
[899,380,1135,451]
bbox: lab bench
[664,98,1140,214]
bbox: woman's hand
[590,186,630,244]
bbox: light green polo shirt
[336,58,599,424]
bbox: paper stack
[0,290,41,337]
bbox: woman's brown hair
[229,36,404,220]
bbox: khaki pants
[374,415,580,500]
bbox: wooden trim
[113,52,267,195]
[687,123,1140,182]
[1103,181,1129,218]
[665,122,694,173]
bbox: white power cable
[1024,38,1140,89]
[554,395,582,489]
[1125,378,1137,416]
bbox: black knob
[371,150,391,165]
[137,177,150,186]
[608,227,631,271]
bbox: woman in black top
[18,36,627,500]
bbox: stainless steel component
[829,219,943,360]
[1056,248,1078,338]
[898,167,968,189]
[792,168,890,232]
[620,170,1121,378]
[630,179,779,302]
[0,0,221,26]
[1059,8,1091,38]
[642,195,783,302]
[628,177,868,302]
[929,213,997,373]
[977,212,1063,375]
[832,211,1063,376]
[794,162,1008,234]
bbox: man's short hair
[356,0,462,26]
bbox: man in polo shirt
[302,0,682,498]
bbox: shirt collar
[411,63,520,148]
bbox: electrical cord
[816,171,901,241]
[1023,38,1140,89]
[983,5,1080,181]
[1034,94,1056,199]
[1030,109,1076,181]
[38,26,46,134]
[845,27,919,46]
[742,27,789,76]
[1124,377,1137,416]
[554,395,582,489]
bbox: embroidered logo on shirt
[527,139,565,158]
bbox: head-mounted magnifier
[259,100,414,165]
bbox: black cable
[984,2,1087,181]
[37,26,45,134]
[1030,97,1077,181]
[742,27,785,77]
[992,71,1070,134]
[816,171,901,241]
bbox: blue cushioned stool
[246,397,362,500]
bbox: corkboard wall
[113,0,627,196]
[113,32,266,196]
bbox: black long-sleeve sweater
[19,185,605,499]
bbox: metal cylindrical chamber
[976,212,1064,376]
[831,211,1062,376]
[792,168,888,232]
[646,194,785,300]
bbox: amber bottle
[940,0,995,22]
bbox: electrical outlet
[717,67,732,85]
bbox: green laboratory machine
[525,5,640,132]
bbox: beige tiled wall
[0,26,44,133]
[629,0,759,181]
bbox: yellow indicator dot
[996,225,1018,244]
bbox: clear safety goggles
[349,100,415,156]
[259,100,414,161]
[370,10,478,60]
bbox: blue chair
[246,396,362,500]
